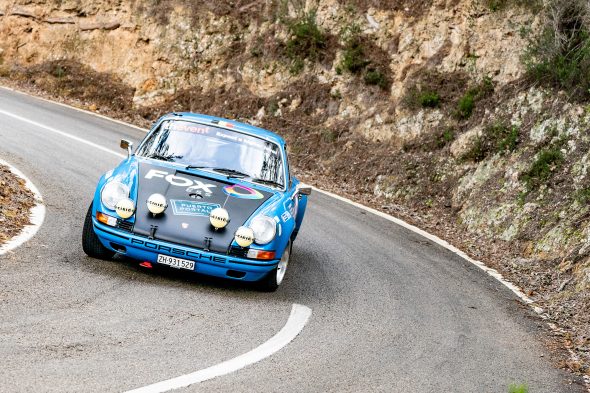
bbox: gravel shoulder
[0,163,35,246]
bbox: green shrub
[508,383,529,393]
[456,91,476,119]
[340,44,368,73]
[321,128,338,143]
[289,58,305,74]
[437,128,455,148]
[490,122,519,153]
[404,88,440,109]
[455,78,494,120]
[340,46,368,74]
[338,23,390,89]
[52,65,66,78]
[521,147,564,189]
[420,91,440,108]
[524,0,590,100]
[462,122,519,162]
[364,68,388,89]
[575,187,590,203]
[284,10,326,73]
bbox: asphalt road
[0,87,586,393]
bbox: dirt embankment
[0,164,35,245]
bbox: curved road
[0,88,586,392]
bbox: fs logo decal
[223,184,264,200]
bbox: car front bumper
[92,219,278,282]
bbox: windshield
[136,120,285,187]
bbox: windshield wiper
[250,178,283,188]
[211,168,250,178]
[185,166,249,179]
[147,153,181,162]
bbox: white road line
[0,158,46,256]
[0,109,126,159]
[0,86,148,132]
[125,304,312,393]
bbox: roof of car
[160,112,286,146]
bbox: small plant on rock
[364,68,389,89]
[339,24,369,74]
[283,9,326,74]
[521,147,564,189]
[420,91,441,108]
[455,77,494,120]
[524,0,590,100]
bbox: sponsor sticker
[283,197,298,220]
[145,169,217,193]
[170,123,210,135]
[281,211,292,222]
[223,184,264,200]
[170,200,221,217]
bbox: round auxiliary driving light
[209,207,229,229]
[147,193,167,214]
[115,198,135,219]
[235,226,255,248]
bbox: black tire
[82,203,115,260]
[257,241,291,292]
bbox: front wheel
[258,241,291,292]
[82,203,115,260]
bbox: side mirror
[120,139,133,157]
[296,184,312,196]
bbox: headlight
[249,215,276,244]
[101,181,130,210]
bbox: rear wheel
[82,204,115,260]
[258,241,291,292]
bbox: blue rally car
[82,113,311,291]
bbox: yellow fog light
[210,207,229,229]
[115,198,135,219]
[235,226,255,247]
[147,193,167,214]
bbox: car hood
[132,161,274,253]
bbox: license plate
[157,254,195,270]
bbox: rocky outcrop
[0,0,536,138]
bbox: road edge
[0,158,46,256]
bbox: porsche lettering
[130,238,227,262]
